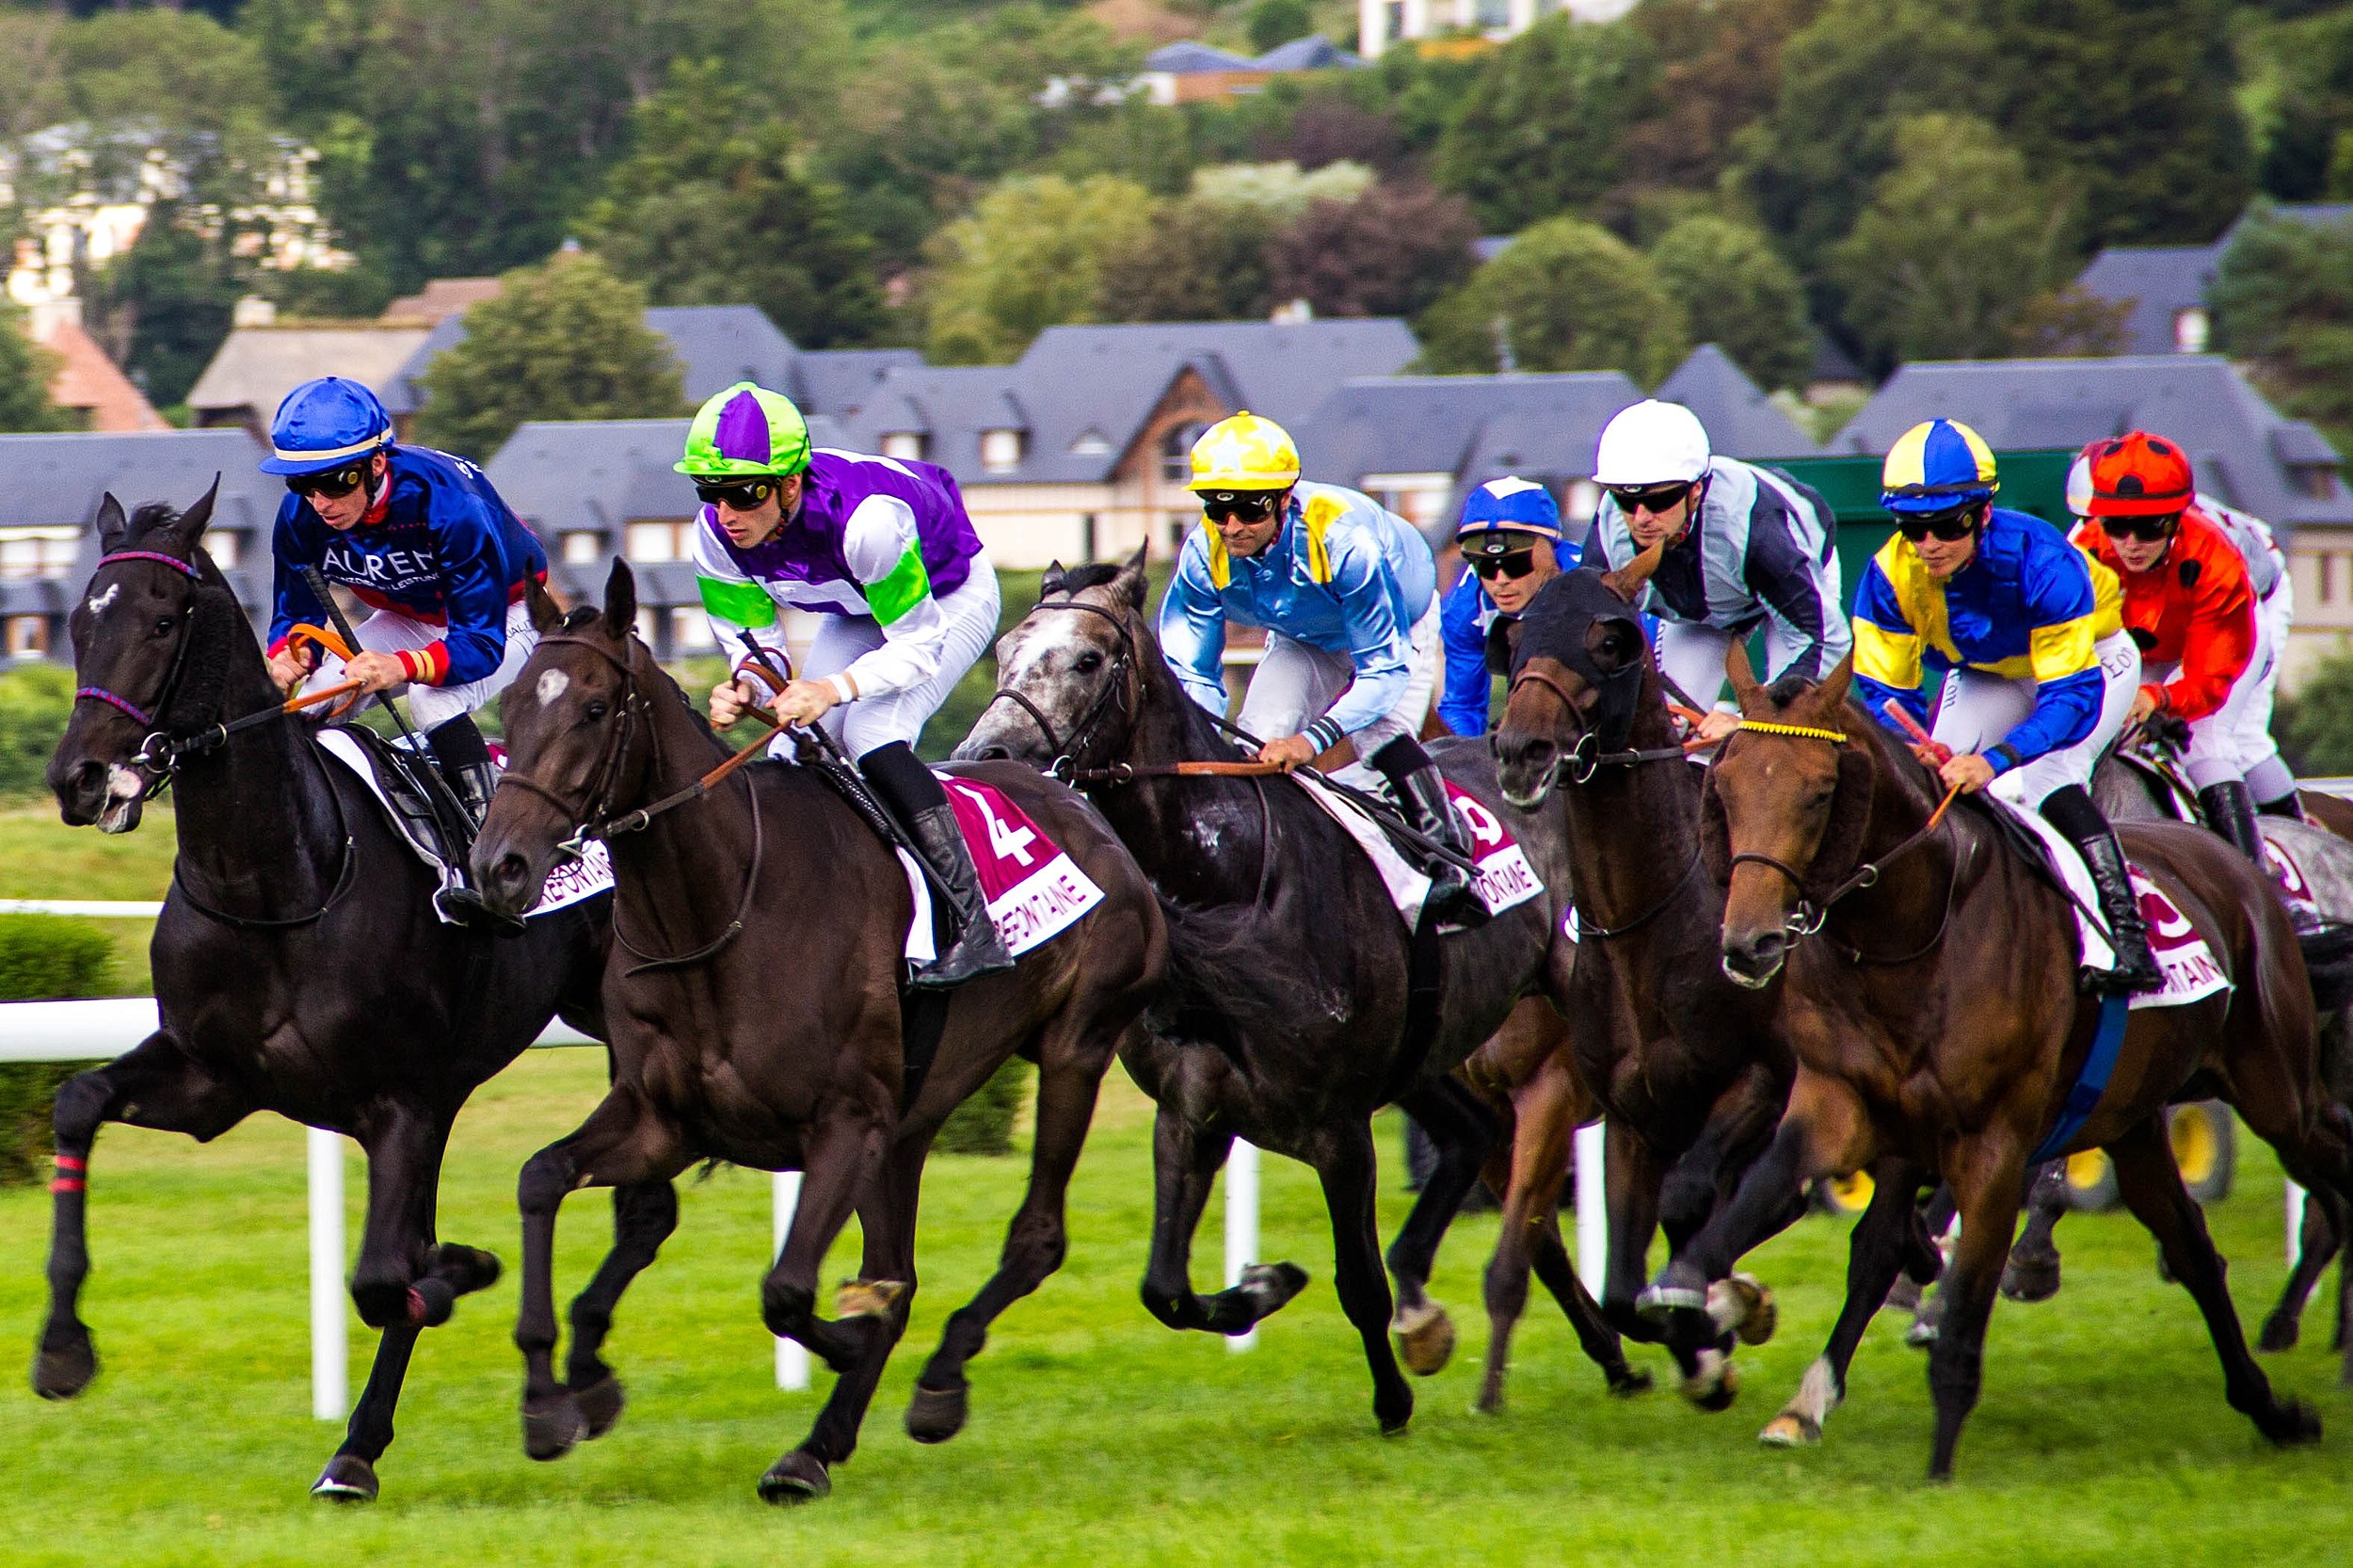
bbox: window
[634,606,660,649]
[980,428,1024,473]
[0,527,79,581]
[6,616,46,657]
[2294,464,2339,502]
[624,520,692,562]
[1162,422,1208,484]
[205,531,241,570]
[1069,429,1112,457]
[881,431,927,462]
[1168,513,1196,552]
[562,530,605,565]
[2173,307,2210,355]
[671,607,716,652]
[2323,552,2337,606]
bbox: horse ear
[1812,649,1855,718]
[170,474,220,545]
[1042,560,1067,599]
[1725,639,1764,713]
[1113,541,1150,611]
[94,493,128,552]
[1600,538,1665,602]
[601,557,639,641]
[524,571,565,632]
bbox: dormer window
[882,431,928,462]
[1162,421,1208,484]
[2173,307,2210,354]
[1070,428,1112,456]
[981,428,1024,473]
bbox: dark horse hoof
[570,1371,626,1440]
[905,1380,968,1445]
[2000,1252,2060,1304]
[31,1335,97,1400]
[758,1449,832,1505]
[2258,1312,2301,1354]
[2260,1397,2324,1448]
[1237,1261,1310,1320]
[1608,1367,1656,1399]
[311,1453,378,1503]
[430,1243,503,1297]
[522,1391,587,1462]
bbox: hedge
[934,1058,1031,1157]
[0,915,116,1185]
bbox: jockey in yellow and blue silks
[1437,478,1577,737]
[1852,417,2158,992]
[1159,410,1484,925]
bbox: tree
[2005,285,2134,357]
[1416,216,1690,382]
[83,201,247,411]
[922,174,1155,363]
[413,252,685,460]
[1190,159,1374,217]
[2282,646,2353,774]
[0,312,65,434]
[1826,115,2080,369]
[1265,179,1478,319]
[1432,15,1662,232]
[1096,199,1277,323]
[585,61,885,349]
[1247,0,1313,54]
[1647,215,1813,392]
[2211,206,2353,454]
[1622,0,1822,199]
[2251,7,2353,199]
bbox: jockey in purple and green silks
[686,381,1012,986]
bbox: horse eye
[1073,650,1104,675]
[152,616,176,637]
[583,700,608,723]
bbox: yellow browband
[1737,719,1849,744]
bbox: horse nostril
[971,744,1011,762]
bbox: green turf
[0,1049,2345,1567]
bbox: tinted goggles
[2101,512,2180,544]
[1202,491,1283,524]
[1470,550,1539,582]
[1895,504,1981,543]
[695,477,780,511]
[1606,481,1694,514]
[286,463,370,501]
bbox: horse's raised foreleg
[560,1179,680,1438]
[1139,1101,1305,1335]
[1760,1160,1922,1448]
[2260,1182,2340,1352]
[1925,1141,2031,1480]
[2000,1160,2070,1303]
[1385,1076,1499,1378]
[36,1033,248,1401]
[1316,1119,1414,1434]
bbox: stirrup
[437,883,527,938]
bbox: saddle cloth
[1988,796,2230,1011]
[1289,773,1545,931]
[898,773,1104,965]
[315,727,614,924]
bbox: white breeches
[793,553,1001,760]
[1237,599,1440,785]
[302,600,536,731]
[1932,631,2141,808]
[1656,617,1815,711]
[2143,604,2279,791]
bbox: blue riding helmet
[1456,476,1562,559]
[261,376,394,476]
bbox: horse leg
[1760,1160,1923,1448]
[1385,1077,1498,1378]
[1905,1186,1959,1348]
[2000,1160,2070,1304]
[1315,1120,1415,1434]
[36,1035,248,1401]
[1527,1206,1648,1398]
[1603,1125,1717,1394]
[515,1084,687,1464]
[2260,1184,2341,1352]
[1139,1103,1305,1335]
[559,1179,680,1440]
[2106,1115,2321,1448]
[1924,1146,2030,1481]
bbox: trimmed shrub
[935,1057,1031,1157]
[0,916,116,1185]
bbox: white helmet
[2065,453,2093,520]
[1593,399,1711,488]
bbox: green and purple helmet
[675,381,811,479]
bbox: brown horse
[471,564,1167,1503]
[1667,649,2353,1479]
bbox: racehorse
[954,550,1643,1432]
[471,562,1166,1503]
[40,487,612,1502]
[1665,648,2353,1477]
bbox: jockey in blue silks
[1436,477,1579,738]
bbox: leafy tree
[1432,15,1662,232]
[1826,115,2080,369]
[1253,93,1404,174]
[1265,179,1478,319]
[1646,215,1813,392]
[2251,7,2353,199]
[923,174,1155,363]
[413,252,685,460]
[585,61,884,348]
[2005,284,2134,357]
[2282,646,2353,774]
[1622,0,1823,199]
[1096,199,1276,323]
[1190,159,1374,216]
[82,200,247,409]
[57,8,281,203]
[0,312,65,434]
[2210,206,2353,453]
[1416,215,1690,382]
[1247,0,1313,53]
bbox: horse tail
[2297,923,2353,1016]
[1149,897,1300,1059]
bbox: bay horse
[1664,648,2353,1477]
[471,561,1165,1503]
[953,550,1642,1433]
[40,487,612,1502]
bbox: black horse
[956,551,1641,1432]
[40,487,610,1502]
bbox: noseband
[75,551,204,794]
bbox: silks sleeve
[419,485,518,686]
[831,494,952,703]
[1850,550,1930,735]
[1435,568,1495,738]
[1983,532,2104,775]
[2153,559,2255,722]
[1741,487,1849,681]
[1158,530,1232,720]
[1313,524,1413,750]
[692,509,789,688]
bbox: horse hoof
[1758,1412,1820,1448]
[1710,1273,1776,1347]
[1240,1261,1310,1317]
[1999,1255,2060,1304]
[1682,1350,1739,1413]
[758,1449,832,1505]
[311,1453,378,1503]
[31,1336,97,1400]
[1391,1302,1456,1377]
[905,1380,969,1445]
[570,1371,626,1440]
[521,1391,587,1462]
[2257,1314,2300,1354]
[432,1243,503,1296]
[1904,1318,1939,1349]
[2263,1398,2323,1448]
[1608,1367,1655,1399]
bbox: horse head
[1492,542,1661,809]
[954,542,1150,772]
[49,480,226,834]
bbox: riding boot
[2203,780,2323,935]
[2040,785,2163,994]
[2258,792,2308,824]
[425,716,525,936]
[861,741,1015,989]
[1369,736,1489,929]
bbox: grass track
[0,1050,2348,1567]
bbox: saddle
[322,724,464,870]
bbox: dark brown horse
[1669,649,2353,1478]
[471,563,1165,1504]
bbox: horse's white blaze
[535,669,569,707]
[86,584,119,617]
[1001,613,1084,684]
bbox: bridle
[976,596,1140,782]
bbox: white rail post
[773,1171,809,1391]
[1225,1140,1260,1352]
[2287,1179,2307,1269]
[306,1127,346,1422]
[1575,1120,1609,1290]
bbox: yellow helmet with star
[1187,411,1301,492]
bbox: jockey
[2070,432,2276,876]
[262,376,547,930]
[1437,477,1577,738]
[690,382,1012,987]
[1586,399,1848,745]
[1852,418,2161,992]
[1160,410,1484,926]
[2067,444,2303,824]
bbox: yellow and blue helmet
[1881,419,1997,514]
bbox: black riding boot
[862,742,1015,988]
[2204,779,2323,934]
[426,716,524,936]
[1369,736,1488,929]
[2041,785,2162,994]
[2258,791,2308,823]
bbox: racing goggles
[694,477,780,511]
[1894,504,1982,543]
[1202,491,1284,525]
[1470,550,1540,582]
[286,463,371,501]
[1605,481,1695,514]
[2101,511,2181,544]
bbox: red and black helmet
[2085,431,2195,519]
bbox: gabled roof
[380,278,502,327]
[1253,36,1358,71]
[786,347,924,420]
[2071,246,2216,356]
[1292,371,1646,489]
[186,324,431,424]
[35,317,168,433]
[1655,344,1817,459]
[1144,40,1256,72]
[382,304,796,418]
[1826,354,2353,529]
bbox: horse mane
[1050,561,1126,596]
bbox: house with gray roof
[1654,344,1818,464]
[1139,34,1363,104]
[2073,201,2353,357]
[187,323,433,440]
[1828,354,2353,682]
